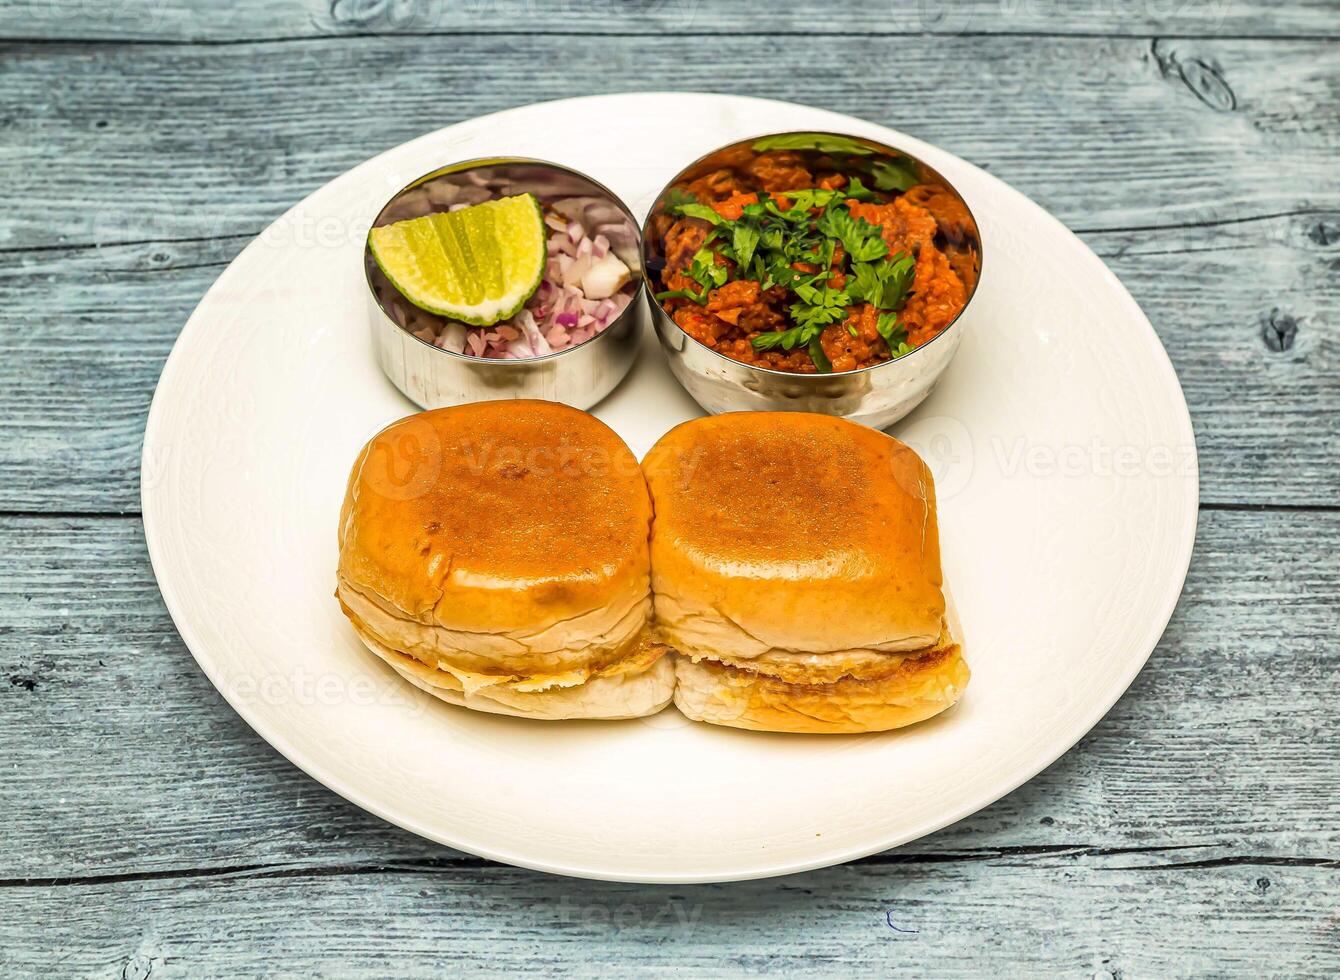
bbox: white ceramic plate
[142,94,1198,883]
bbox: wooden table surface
[2,2,1337,975]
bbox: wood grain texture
[1,35,1338,251]
[2,861,1337,977]
[3,6,1339,973]
[1,214,1334,513]
[2,0,1338,42]
[2,510,1335,882]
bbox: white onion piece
[436,321,467,353]
[580,253,632,299]
[518,311,551,355]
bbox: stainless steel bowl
[641,131,983,429]
[365,158,646,411]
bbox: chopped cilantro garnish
[731,222,761,270]
[750,133,873,156]
[808,336,833,373]
[843,175,879,202]
[773,188,843,212]
[876,312,910,351]
[751,133,876,156]
[663,188,699,210]
[671,202,724,225]
[689,247,728,289]
[790,299,848,333]
[816,206,887,263]
[870,158,921,192]
[662,177,922,372]
[849,252,915,310]
[654,287,708,305]
[752,323,815,351]
[763,198,813,224]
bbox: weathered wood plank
[2,0,1337,42]
[1088,213,1340,507]
[1,35,1337,252]
[1,17,1335,974]
[2,213,1333,513]
[3,860,1337,977]
[1,510,1335,882]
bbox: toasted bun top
[643,412,944,654]
[338,401,651,634]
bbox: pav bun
[672,642,968,734]
[643,412,968,733]
[336,401,671,719]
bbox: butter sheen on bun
[643,412,968,734]
[336,401,671,720]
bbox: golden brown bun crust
[673,645,969,734]
[338,401,651,635]
[643,412,945,656]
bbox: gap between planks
[1,845,1334,890]
[2,30,1339,48]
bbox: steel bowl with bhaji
[644,133,981,375]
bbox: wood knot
[328,0,387,26]
[8,674,37,691]
[1179,57,1236,112]
[1307,218,1340,247]
[1261,309,1299,352]
[1150,41,1236,112]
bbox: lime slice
[368,193,546,326]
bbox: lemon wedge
[368,193,546,326]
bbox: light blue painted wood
[1,6,1338,975]
[1,0,1338,41]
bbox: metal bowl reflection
[365,158,645,411]
[641,131,983,428]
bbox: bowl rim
[364,155,645,367]
[640,129,985,379]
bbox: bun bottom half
[352,625,675,721]
[672,645,969,734]
[670,583,969,734]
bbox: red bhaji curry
[650,142,979,374]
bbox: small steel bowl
[365,158,646,411]
[641,131,983,429]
